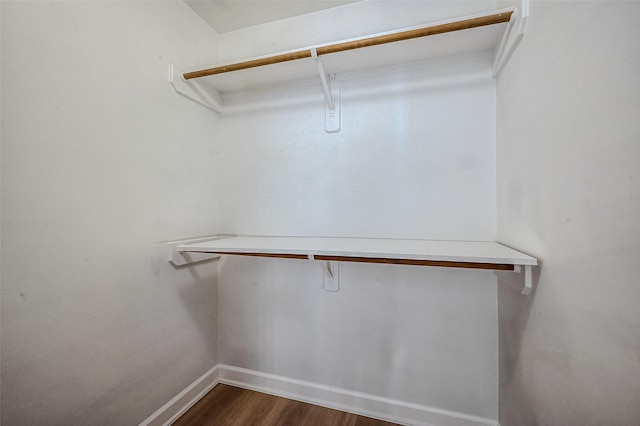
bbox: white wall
[496,1,640,425]
[219,258,499,420]
[216,0,501,422]
[218,60,497,240]
[1,2,220,425]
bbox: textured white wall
[218,257,499,420]
[497,1,640,425]
[215,1,501,421]
[218,61,497,240]
[1,2,220,424]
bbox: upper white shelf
[177,235,537,271]
[187,9,513,90]
[170,6,528,116]
[185,9,512,92]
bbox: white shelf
[177,235,537,271]
[170,7,528,117]
[192,18,508,93]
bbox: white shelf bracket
[169,63,223,113]
[311,48,341,132]
[167,235,223,267]
[492,0,529,77]
[311,48,334,110]
[494,263,535,295]
[310,256,340,292]
[522,264,533,295]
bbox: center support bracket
[308,254,340,292]
[320,261,340,292]
[311,48,341,133]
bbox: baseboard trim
[217,364,499,426]
[139,365,220,426]
[140,363,498,426]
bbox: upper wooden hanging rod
[184,50,313,80]
[315,11,512,55]
[183,10,512,81]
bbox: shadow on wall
[220,60,491,117]
[152,242,219,358]
[180,262,218,356]
[496,264,543,424]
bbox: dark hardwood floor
[172,384,401,426]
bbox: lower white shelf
[169,235,537,295]
[176,235,536,270]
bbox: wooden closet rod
[184,50,312,80]
[184,250,515,271]
[182,10,513,81]
[315,11,512,56]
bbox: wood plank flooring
[172,384,401,426]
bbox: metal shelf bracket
[311,48,341,132]
[167,235,223,267]
[169,64,223,113]
[493,265,535,296]
[320,261,340,292]
[496,264,534,295]
[492,0,529,77]
[307,254,340,292]
[522,264,533,295]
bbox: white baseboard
[140,364,499,426]
[139,365,220,426]
[217,364,499,426]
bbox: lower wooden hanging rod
[182,10,513,81]
[314,255,514,271]
[183,250,515,271]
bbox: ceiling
[185,0,362,34]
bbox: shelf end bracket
[494,263,535,296]
[521,264,533,295]
[167,236,223,267]
[169,63,223,113]
[492,0,529,78]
